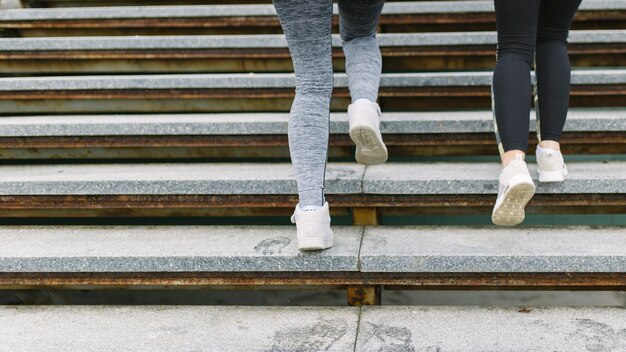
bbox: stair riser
[0,132,624,160]
[6,12,626,36]
[0,194,624,218]
[0,89,624,114]
[1,44,623,73]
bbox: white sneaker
[492,158,536,226]
[536,146,568,183]
[348,98,388,165]
[290,202,334,250]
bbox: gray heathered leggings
[273,0,384,208]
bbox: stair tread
[360,226,626,272]
[0,226,624,273]
[0,226,362,272]
[0,109,623,136]
[0,162,365,195]
[0,305,360,352]
[2,30,624,51]
[0,305,625,351]
[363,161,626,194]
[0,69,624,90]
[357,306,626,351]
[0,161,623,195]
[1,1,622,21]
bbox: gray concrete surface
[1,30,622,51]
[0,70,624,91]
[363,161,626,194]
[357,306,626,352]
[0,305,624,352]
[0,162,364,195]
[0,161,622,196]
[0,108,623,136]
[0,226,362,272]
[359,226,626,272]
[0,305,360,352]
[1,1,622,21]
[1,225,624,274]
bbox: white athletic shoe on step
[536,146,568,183]
[290,202,334,250]
[348,98,388,165]
[492,158,536,226]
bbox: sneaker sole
[349,125,388,165]
[298,238,334,251]
[491,179,536,226]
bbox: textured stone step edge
[356,306,626,351]
[0,108,623,136]
[359,226,626,272]
[2,30,624,51]
[0,161,623,196]
[1,0,622,21]
[0,225,624,273]
[0,69,623,91]
[362,161,626,195]
[0,226,362,272]
[3,306,624,352]
[0,162,365,195]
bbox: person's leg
[491,0,541,226]
[533,0,581,182]
[338,0,384,103]
[273,0,333,209]
[535,0,582,148]
[339,0,388,165]
[492,0,541,167]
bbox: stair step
[0,161,623,195]
[1,109,623,136]
[356,306,626,351]
[0,305,360,352]
[0,162,623,217]
[0,70,623,114]
[0,162,364,195]
[0,226,624,289]
[2,30,623,73]
[0,109,623,159]
[0,226,362,273]
[4,1,624,36]
[2,305,623,351]
[3,30,623,51]
[362,161,626,195]
[359,226,626,273]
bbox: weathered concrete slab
[0,161,621,196]
[360,226,626,273]
[0,162,364,195]
[1,305,623,351]
[357,306,626,352]
[1,1,622,21]
[0,5,278,21]
[2,30,622,51]
[0,70,624,91]
[363,161,626,195]
[0,306,360,352]
[0,226,361,272]
[0,113,295,136]
[0,108,623,137]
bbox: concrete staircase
[1,0,625,350]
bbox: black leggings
[492,0,582,154]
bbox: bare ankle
[538,140,560,151]
[502,150,526,167]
